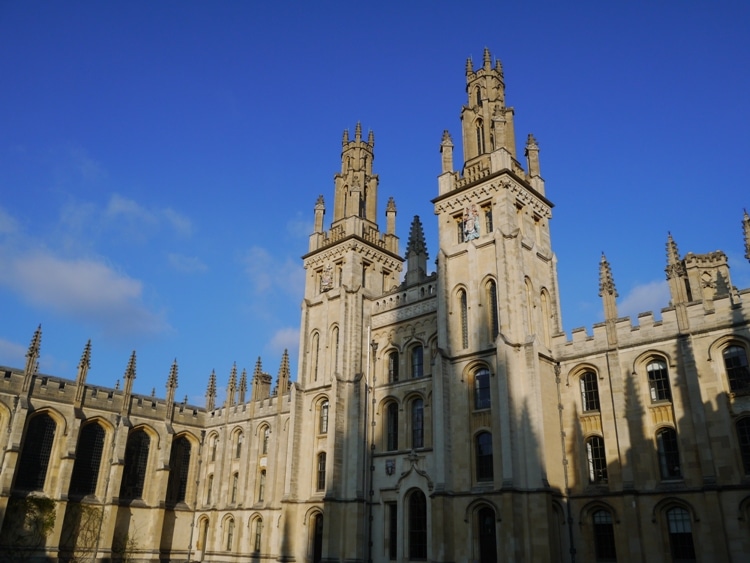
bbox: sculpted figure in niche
[321,264,333,292]
[464,205,480,241]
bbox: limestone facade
[1,48,749,562]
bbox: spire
[342,128,349,145]
[598,253,618,323]
[226,363,237,407]
[406,215,429,286]
[525,133,540,177]
[367,129,374,147]
[465,56,473,75]
[239,368,248,403]
[206,370,217,411]
[74,340,92,407]
[744,209,750,262]
[252,357,263,401]
[166,359,178,420]
[22,325,42,392]
[121,351,136,417]
[665,232,683,279]
[277,350,290,411]
[483,47,491,69]
[355,121,362,141]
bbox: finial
[26,325,42,363]
[355,121,362,141]
[206,369,217,411]
[124,351,137,380]
[278,349,290,387]
[78,339,92,371]
[368,129,374,147]
[253,357,263,380]
[483,47,491,68]
[441,130,453,144]
[115,379,120,390]
[495,58,503,74]
[151,387,156,397]
[167,359,178,389]
[406,215,428,258]
[315,194,325,207]
[342,128,349,146]
[598,253,618,298]
[526,133,538,148]
[386,196,396,213]
[465,56,473,75]
[665,232,685,280]
[239,368,248,403]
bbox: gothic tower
[431,48,564,561]
[288,123,402,562]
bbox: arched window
[477,506,497,563]
[412,398,424,449]
[586,436,607,484]
[261,426,270,455]
[459,289,469,349]
[475,432,494,482]
[388,350,399,383]
[69,421,105,498]
[476,119,485,154]
[234,431,243,459]
[15,412,57,492]
[666,507,696,561]
[332,326,340,375]
[206,474,214,505]
[656,428,681,479]
[119,429,150,500]
[386,403,399,451]
[411,345,424,378]
[311,332,320,382]
[525,278,533,334]
[258,469,266,502]
[209,434,218,462]
[736,418,750,474]
[225,517,235,551]
[253,517,263,552]
[408,489,428,560]
[319,400,329,434]
[475,86,482,106]
[724,345,750,392]
[540,289,551,348]
[317,452,326,491]
[166,435,191,505]
[231,472,239,504]
[580,372,600,412]
[487,280,499,339]
[474,368,491,410]
[647,360,671,402]
[592,509,616,561]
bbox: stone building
[1,48,749,562]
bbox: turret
[333,123,378,225]
[385,197,396,237]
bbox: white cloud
[268,327,300,356]
[163,208,193,237]
[168,253,208,273]
[68,147,106,182]
[105,194,157,225]
[102,194,193,240]
[0,252,168,338]
[619,280,670,320]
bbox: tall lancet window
[459,289,469,349]
[476,120,485,154]
[487,280,499,339]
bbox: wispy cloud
[0,337,26,367]
[268,327,299,357]
[619,280,670,319]
[0,252,168,338]
[168,253,208,273]
[102,194,193,241]
[0,206,20,235]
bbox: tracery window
[69,421,105,498]
[656,428,681,479]
[165,435,191,505]
[592,510,617,562]
[319,399,329,434]
[119,428,150,500]
[580,371,601,412]
[647,360,672,402]
[586,436,607,484]
[412,398,424,449]
[386,402,399,451]
[388,350,399,383]
[724,345,750,392]
[411,345,424,378]
[666,507,696,561]
[475,431,494,482]
[15,412,57,492]
[474,367,491,410]
[316,452,326,491]
[408,489,427,560]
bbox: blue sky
[1,1,748,404]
